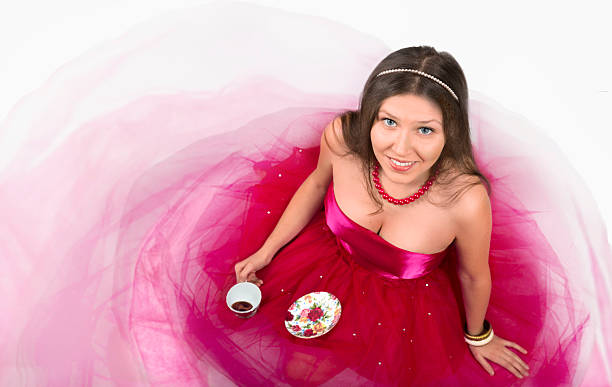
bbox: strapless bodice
[324,181,449,279]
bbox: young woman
[230,47,550,385]
[3,5,603,385]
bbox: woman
[230,47,545,385]
[3,5,601,385]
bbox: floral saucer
[284,291,341,339]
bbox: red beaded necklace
[371,162,437,205]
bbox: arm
[235,117,344,283]
[452,183,530,379]
[258,117,342,263]
[451,182,492,335]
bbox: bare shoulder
[323,115,351,157]
[311,115,351,188]
[446,174,492,279]
[448,174,491,227]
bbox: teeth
[390,158,415,167]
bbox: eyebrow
[379,109,442,125]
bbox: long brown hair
[331,46,490,213]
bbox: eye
[382,118,397,127]
[418,127,434,135]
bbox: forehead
[378,94,443,122]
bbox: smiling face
[370,93,445,193]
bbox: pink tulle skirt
[127,108,585,386]
[1,2,611,386]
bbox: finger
[474,354,495,376]
[237,263,252,283]
[507,341,528,355]
[498,353,526,379]
[504,348,530,372]
[234,262,244,282]
[503,350,530,376]
[502,341,530,373]
[247,273,263,286]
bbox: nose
[392,128,414,156]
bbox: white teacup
[226,282,262,318]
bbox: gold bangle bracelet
[463,319,492,340]
[465,330,495,346]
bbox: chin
[384,163,433,184]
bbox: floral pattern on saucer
[284,291,341,339]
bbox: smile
[388,157,417,171]
[390,158,416,167]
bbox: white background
[1,0,611,242]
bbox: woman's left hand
[468,335,530,379]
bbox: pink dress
[1,3,610,386]
[129,140,587,386]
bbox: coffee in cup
[226,282,262,318]
[231,301,253,312]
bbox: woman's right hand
[234,250,271,287]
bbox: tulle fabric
[128,113,585,386]
[1,2,611,386]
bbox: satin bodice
[324,181,449,279]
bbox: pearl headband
[375,68,459,102]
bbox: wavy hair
[330,46,490,213]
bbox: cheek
[436,138,445,155]
[417,139,445,160]
[370,128,386,150]
[429,139,445,159]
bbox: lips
[389,157,414,163]
[387,157,417,171]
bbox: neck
[378,168,431,198]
